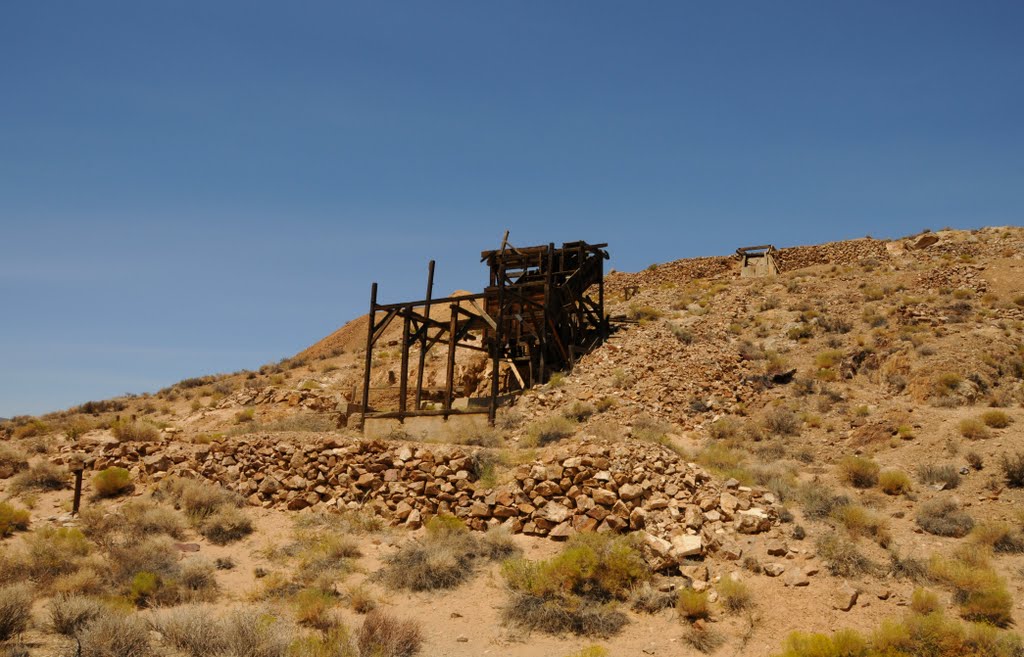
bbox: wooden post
[361,282,377,428]
[398,313,411,419]
[489,265,505,425]
[68,453,85,516]
[414,260,435,409]
[444,302,458,418]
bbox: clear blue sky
[2,2,1022,417]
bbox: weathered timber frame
[736,244,780,277]
[360,238,609,427]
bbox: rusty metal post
[361,282,377,427]
[414,260,435,410]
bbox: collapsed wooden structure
[736,244,780,278]
[360,239,609,425]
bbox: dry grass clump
[110,419,160,442]
[775,609,1023,657]
[799,482,850,520]
[0,502,29,537]
[523,416,576,447]
[683,623,725,654]
[763,406,801,436]
[838,456,880,488]
[0,584,32,642]
[879,469,913,495]
[73,609,151,657]
[0,444,28,478]
[502,534,646,637]
[980,410,1011,429]
[381,516,516,592]
[562,401,597,423]
[676,588,710,620]
[16,527,92,583]
[816,531,875,577]
[833,504,890,546]
[958,418,991,440]
[200,507,254,545]
[357,610,422,657]
[92,467,132,498]
[929,550,1014,627]
[1000,451,1024,487]
[9,460,66,493]
[629,582,675,614]
[447,423,502,447]
[918,463,961,489]
[969,522,1024,554]
[916,498,975,537]
[716,576,753,612]
[152,604,228,657]
[48,594,103,636]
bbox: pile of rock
[220,386,345,414]
[914,263,988,296]
[606,256,733,296]
[774,238,892,272]
[56,435,779,570]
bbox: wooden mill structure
[360,237,609,426]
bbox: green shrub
[917,499,974,537]
[838,456,880,488]
[929,553,1014,627]
[234,408,255,424]
[93,467,132,498]
[0,502,30,537]
[970,522,1024,554]
[879,469,912,495]
[833,504,890,546]
[717,577,753,612]
[22,527,92,582]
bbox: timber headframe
[359,237,610,427]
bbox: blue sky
[2,1,1022,417]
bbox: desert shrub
[235,408,255,424]
[345,585,377,614]
[0,444,28,477]
[707,416,740,441]
[676,588,710,620]
[717,576,753,612]
[888,550,928,582]
[683,624,724,654]
[220,608,293,657]
[22,527,91,582]
[199,507,254,545]
[110,419,160,442]
[0,502,29,537]
[981,410,1011,429]
[917,498,974,537]
[92,467,132,498]
[161,477,243,519]
[357,611,422,657]
[929,552,1014,626]
[0,584,32,642]
[1000,451,1024,487]
[787,324,813,341]
[107,536,180,587]
[838,456,880,488]
[833,505,890,546]
[152,604,228,657]
[629,583,675,614]
[447,424,501,447]
[381,517,514,591]
[879,469,912,495]
[958,418,990,440]
[910,587,941,615]
[918,464,961,489]
[9,460,66,493]
[501,533,645,637]
[816,531,874,577]
[965,451,984,471]
[562,401,597,423]
[763,407,800,436]
[12,419,49,439]
[293,588,336,631]
[627,304,663,321]
[74,610,151,657]
[49,594,103,636]
[970,522,1024,554]
[523,416,576,447]
[667,322,694,344]
[631,414,672,443]
[800,482,850,520]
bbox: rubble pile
[774,238,892,271]
[52,435,779,568]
